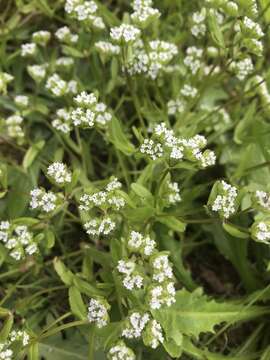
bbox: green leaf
[234,101,256,145]
[45,229,55,248]
[205,223,262,291]
[28,343,39,360]
[53,258,74,286]
[69,286,87,320]
[62,45,85,58]
[131,183,154,206]
[157,216,186,233]
[222,222,249,239]
[153,288,269,339]
[23,140,45,169]
[208,10,225,48]
[39,338,88,360]
[108,117,135,155]
[73,276,107,297]
[163,337,183,358]
[0,309,13,342]
[124,206,154,223]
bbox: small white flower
[110,24,141,43]
[211,181,238,218]
[15,95,29,108]
[21,43,37,57]
[47,162,72,185]
[108,341,135,360]
[122,312,150,339]
[88,298,109,328]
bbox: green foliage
[1,0,270,359]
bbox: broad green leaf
[131,183,154,206]
[222,222,249,239]
[108,117,135,155]
[153,288,269,339]
[69,286,87,320]
[23,140,45,169]
[208,10,225,48]
[157,216,186,233]
[163,338,183,358]
[53,258,74,286]
[0,309,13,342]
[73,276,107,297]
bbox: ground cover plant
[1,0,270,359]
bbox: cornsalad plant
[1,0,270,359]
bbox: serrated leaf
[153,288,269,339]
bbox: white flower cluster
[148,281,176,309]
[95,41,120,56]
[0,344,13,360]
[27,64,47,83]
[191,8,206,38]
[121,311,164,349]
[84,217,116,236]
[32,30,51,46]
[46,73,78,97]
[167,98,186,116]
[110,24,141,44]
[5,114,24,143]
[56,57,74,69]
[0,72,13,94]
[0,221,38,260]
[30,188,62,213]
[140,123,216,168]
[70,91,112,128]
[242,16,264,39]
[14,95,29,108]
[9,330,29,346]
[126,40,178,79]
[65,0,105,29]
[88,298,110,328]
[231,58,254,81]
[21,43,37,57]
[108,341,135,360]
[166,181,181,205]
[131,0,160,26]
[127,230,156,256]
[151,253,173,283]
[52,108,72,134]
[55,26,78,44]
[122,312,150,339]
[181,84,198,98]
[47,162,72,185]
[117,259,144,290]
[255,190,270,211]
[184,46,203,74]
[140,139,163,160]
[251,221,270,244]
[79,178,125,211]
[143,319,164,349]
[211,180,238,218]
[0,329,29,360]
